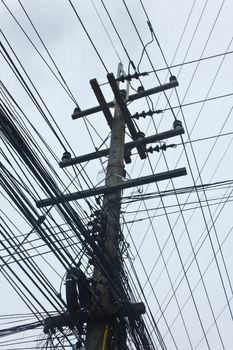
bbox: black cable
[121,0,179,121]
[68,0,109,73]
[149,91,233,114]
[139,1,232,339]
[139,98,233,310]
[146,131,233,316]
[148,49,233,75]
[100,0,134,65]
[0,1,78,105]
[0,36,68,151]
[123,179,233,203]
[155,184,233,327]
[17,0,79,105]
[169,6,233,323]
[0,81,101,219]
[161,223,233,344]
[124,196,233,222]
[123,217,178,350]
[90,0,122,62]
[0,104,136,316]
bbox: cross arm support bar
[72,77,178,119]
[107,73,146,160]
[36,168,187,208]
[107,73,138,139]
[90,78,114,128]
[59,127,184,167]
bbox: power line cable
[1,0,78,104]
[90,0,122,62]
[143,0,233,330]
[68,0,109,73]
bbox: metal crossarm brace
[59,127,185,167]
[90,78,114,129]
[36,168,187,208]
[107,73,138,139]
[90,78,133,163]
[107,72,147,160]
[72,77,179,119]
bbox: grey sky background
[1,0,233,349]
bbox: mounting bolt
[136,131,145,140]
[61,151,71,162]
[173,119,182,130]
[169,75,177,82]
[137,86,145,93]
[73,105,81,113]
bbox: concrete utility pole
[37,65,187,349]
[86,90,126,349]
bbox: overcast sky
[1,0,233,349]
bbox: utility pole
[86,90,126,349]
[38,66,187,349]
